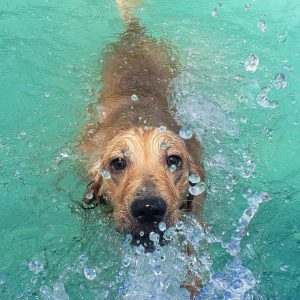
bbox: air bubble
[176,221,184,230]
[245,3,251,11]
[161,141,169,150]
[274,73,287,89]
[258,19,267,32]
[241,169,252,179]
[131,94,139,101]
[158,222,166,232]
[169,164,177,173]
[135,245,145,255]
[189,182,205,196]
[211,8,218,17]
[245,54,259,73]
[189,173,201,184]
[28,260,44,274]
[84,265,96,280]
[280,264,289,272]
[149,232,159,242]
[240,116,248,123]
[159,126,167,132]
[122,257,131,268]
[0,274,6,285]
[163,228,175,240]
[44,92,50,98]
[126,234,133,243]
[79,255,88,264]
[123,148,130,156]
[100,169,111,179]
[277,30,287,43]
[154,265,162,276]
[85,192,94,200]
[179,126,193,139]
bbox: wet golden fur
[79,3,205,234]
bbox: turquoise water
[1,0,300,299]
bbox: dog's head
[84,127,204,234]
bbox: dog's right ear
[83,173,106,205]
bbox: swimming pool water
[1,0,300,299]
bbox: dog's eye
[166,155,182,168]
[110,158,126,171]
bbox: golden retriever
[79,0,205,239]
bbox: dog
[79,0,205,241]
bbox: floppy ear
[82,173,107,205]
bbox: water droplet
[163,228,175,240]
[211,8,218,17]
[44,92,50,98]
[79,255,88,264]
[100,169,111,179]
[245,54,259,73]
[126,234,133,242]
[176,221,184,230]
[131,94,139,101]
[169,164,177,173]
[154,265,162,276]
[0,274,6,285]
[241,189,253,199]
[159,126,167,132]
[123,148,130,156]
[144,126,149,131]
[28,260,44,274]
[122,257,131,267]
[139,231,144,237]
[179,126,193,139]
[158,222,166,232]
[189,173,201,184]
[149,232,159,242]
[85,192,94,200]
[189,182,205,196]
[241,169,252,178]
[280,264,289,272]
[161,141,169,150]
[256,87,277,108]
[84,265,96,280]
[274,73,287,89]
[240,116,248,123]
[135,244,145,255]
[245,3,251,11]
[258,19,267,32]
[277,30,287,43]
[260,192,272,201]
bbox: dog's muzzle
[131,197,167,226]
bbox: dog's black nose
[131,197,167,225]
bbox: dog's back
[100,16,178,102]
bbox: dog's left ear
[83,173,106,205]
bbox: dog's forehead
[108,127,186,154]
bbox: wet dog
[79,0,205,240]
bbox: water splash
[115,189,271,299]
[196,259,256,300]
[224,190,271,256]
